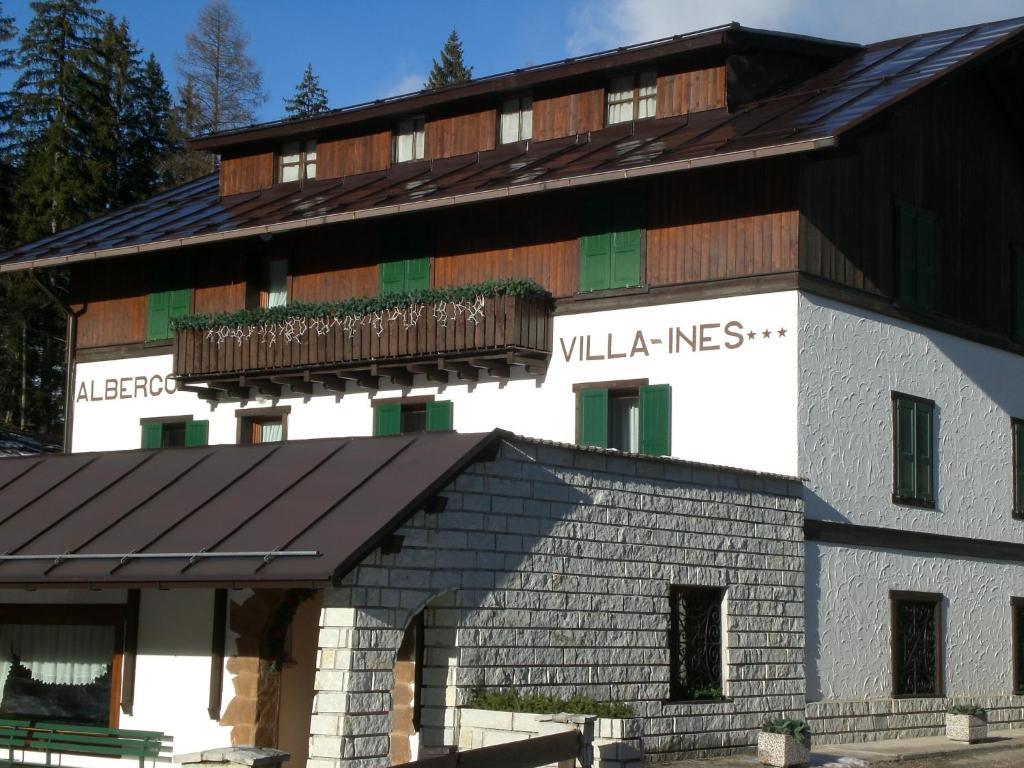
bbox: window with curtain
[606,71,657,125]
[238,413,287,444]
[0,608,123,726]
[500,96,532,144]
[263,258,288,308]
[576,382,671,456]
[394,117,425,162]
[280,139,317,182]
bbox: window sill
[892,495,936,510]
[892,693,944,699]
[573,285,650,301]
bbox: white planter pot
[757,731,809,767]
[945,713,987,743]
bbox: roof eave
[0,135,837,274]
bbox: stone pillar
[308,598,406,768]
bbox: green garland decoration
[171,278,548,332]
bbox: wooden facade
[531,87,605,142]
[318,130,392,179]
[656,66,727,118]
[219,153,274,196]
[797,62,1024,335]
[68,45,1024,368]
[70,158,801,354]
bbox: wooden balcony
[173,294,552,399]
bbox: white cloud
[384,72,427,98]
[566,0,1024,53]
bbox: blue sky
[0,0,1021,125]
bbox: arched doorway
[388,592,459,765]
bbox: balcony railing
[173,294,552,398]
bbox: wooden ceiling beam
[438,357,478,382]
[407,363,448,384]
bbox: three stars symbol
[747,328,787,340]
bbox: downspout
[29,269,76,453]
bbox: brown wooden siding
[219,153,274,196]
[648,159,799,283]
[70,259,149,348]
[798,56,1024,335]
[194,250,246,315]
[656,66,726,118]
[426,110,497,159]
[71,160,801,350]
[532,87,604,141]
[318,130,392,178]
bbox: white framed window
[394,117,425,162]
[499,95,533,144]
[606,70,657,126]
[280,139,317,182]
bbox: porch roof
[0,431,501,588]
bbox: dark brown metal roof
[189,23,859,152]
[1,17,1021,273]
[0,431,501,587]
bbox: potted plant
[758,718,810,767]
[945,705,987,743]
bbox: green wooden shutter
[380,261,406,294]
[639,384,671,456]
[610,195,643,288]
[579,198,611,292]
[141,422,163,449]
[895,397,916,498]
[405,257,431,291]
[185,420,209,447]
[426,400,453,432]
[168,288,192,324]
[914,401,933,501]
[897,203,918,306]
[146,291,171,341]
[916,211,935,310]
[577,388,609,448]
[375,403,402,436]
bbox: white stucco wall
[0,588,237,755]
[70,292,800,475]
[798,293,1024,540]
[806,541,1024,701]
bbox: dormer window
[606,71,657,125]
[280,139,317,182]
[394,117,425,162]
[500,95,532,144]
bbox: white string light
[205,296,489,348]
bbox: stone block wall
[807,695,1024,745]
[456,709,643,768]
[309,438,805,768]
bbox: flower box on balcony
[172,282,552,392]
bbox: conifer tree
[93,17,174,208]
[425,28,473,89]
[284,63,328,118]
[163,77,214,183]
[12,0,105,240]
[177,0,266,134]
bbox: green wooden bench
[0,720,171,768]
